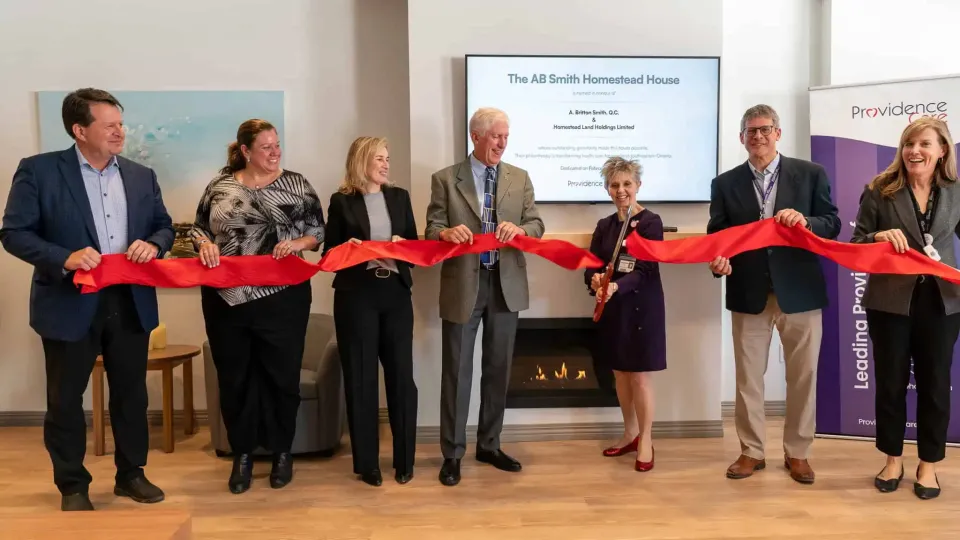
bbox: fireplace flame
[531,363,586,382]
[554,363,568,379]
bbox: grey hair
[740,104,780,132]
[469,107,510,137]
[600,156,643,190]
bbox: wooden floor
[1,420,958,539]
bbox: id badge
[616,254,636,273]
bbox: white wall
[0,0,410,412]
[407,0,725,427]
[717,0,827,404]
[0,0,834,424]
[828,0,960,86]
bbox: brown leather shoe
[784,456,815,484]
[726,455,766,479]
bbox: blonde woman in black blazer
[323,136,418,487]
[851,117,960,500]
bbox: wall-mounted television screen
[465,54,720,203]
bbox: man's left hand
[774,208,807,228]
[126,240,159,264]
[495,222,525,242]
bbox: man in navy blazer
[0,88,174,511]
[707,104,840,486]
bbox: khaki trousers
[731,294,821,460]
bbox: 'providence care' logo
[851,100,948,122]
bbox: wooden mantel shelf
[417,230,704,248]
[544,230,704,248]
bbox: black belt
[371,267,393,279]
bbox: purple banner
[813,135,960,442]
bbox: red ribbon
[624,218,960,284]
[72,234,605,293]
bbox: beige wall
[0,0,410,412]
[406,0,726,427]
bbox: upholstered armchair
[203,313,346,456]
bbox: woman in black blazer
[851,117,960,500]
[323,136,418,486]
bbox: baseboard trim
[0,410,209,427]
[0,409,721,442]
[410,419,722,443]
[720,400,786,418]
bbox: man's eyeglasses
[743,125,776,136]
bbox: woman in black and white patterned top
[190,119,324,495]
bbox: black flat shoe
[270,452,293,489]
[395,469,414,484]
[874,465,904,493]
[114,475,165,504]
[914,466,941,500]
[229,453,253,494]
[61,492,94,511]
[360,469,383,487]
[439,458,461,486]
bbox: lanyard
[908,185,938,239]
[752,161,781,220]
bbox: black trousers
[40,286,149,495]
[867,277,960,463]
[333,271,417,475]
[201,281,311,454]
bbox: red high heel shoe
[635,447,655,472]
[602,436,639,457]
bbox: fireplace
[506,317,618,408]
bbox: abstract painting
[37,90,284,257]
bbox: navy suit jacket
[0,147,174,341]
[707,156,841,314]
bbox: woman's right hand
[875,229,909,253]
[348,238,362,245]
[198,241,220,268]
[590,272,603,292]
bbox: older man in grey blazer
[425,107,544,486]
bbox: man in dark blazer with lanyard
[0,88,174,511]
[707,104,840,485]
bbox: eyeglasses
[743,125,776,136]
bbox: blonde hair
[870,117,958,198]
[339,136,390,195]
[600,156,643,189]
[469,107,509,137]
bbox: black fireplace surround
[506,317,618,408]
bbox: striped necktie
[480,166,498,268]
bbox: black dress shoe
[914,466,941,500]
[476,449,522,472]
[229,453,254,494]
[874,464,904,493]
[61,492,94,511]
[439,458,461,486]
[114,475,165,503]
[395,469,414,484]
[270,452,293,489]
[360,469,383,487]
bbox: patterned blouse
[189,169,325,306]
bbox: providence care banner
[810,74,960,443]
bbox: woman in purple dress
[585,156,666,472]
